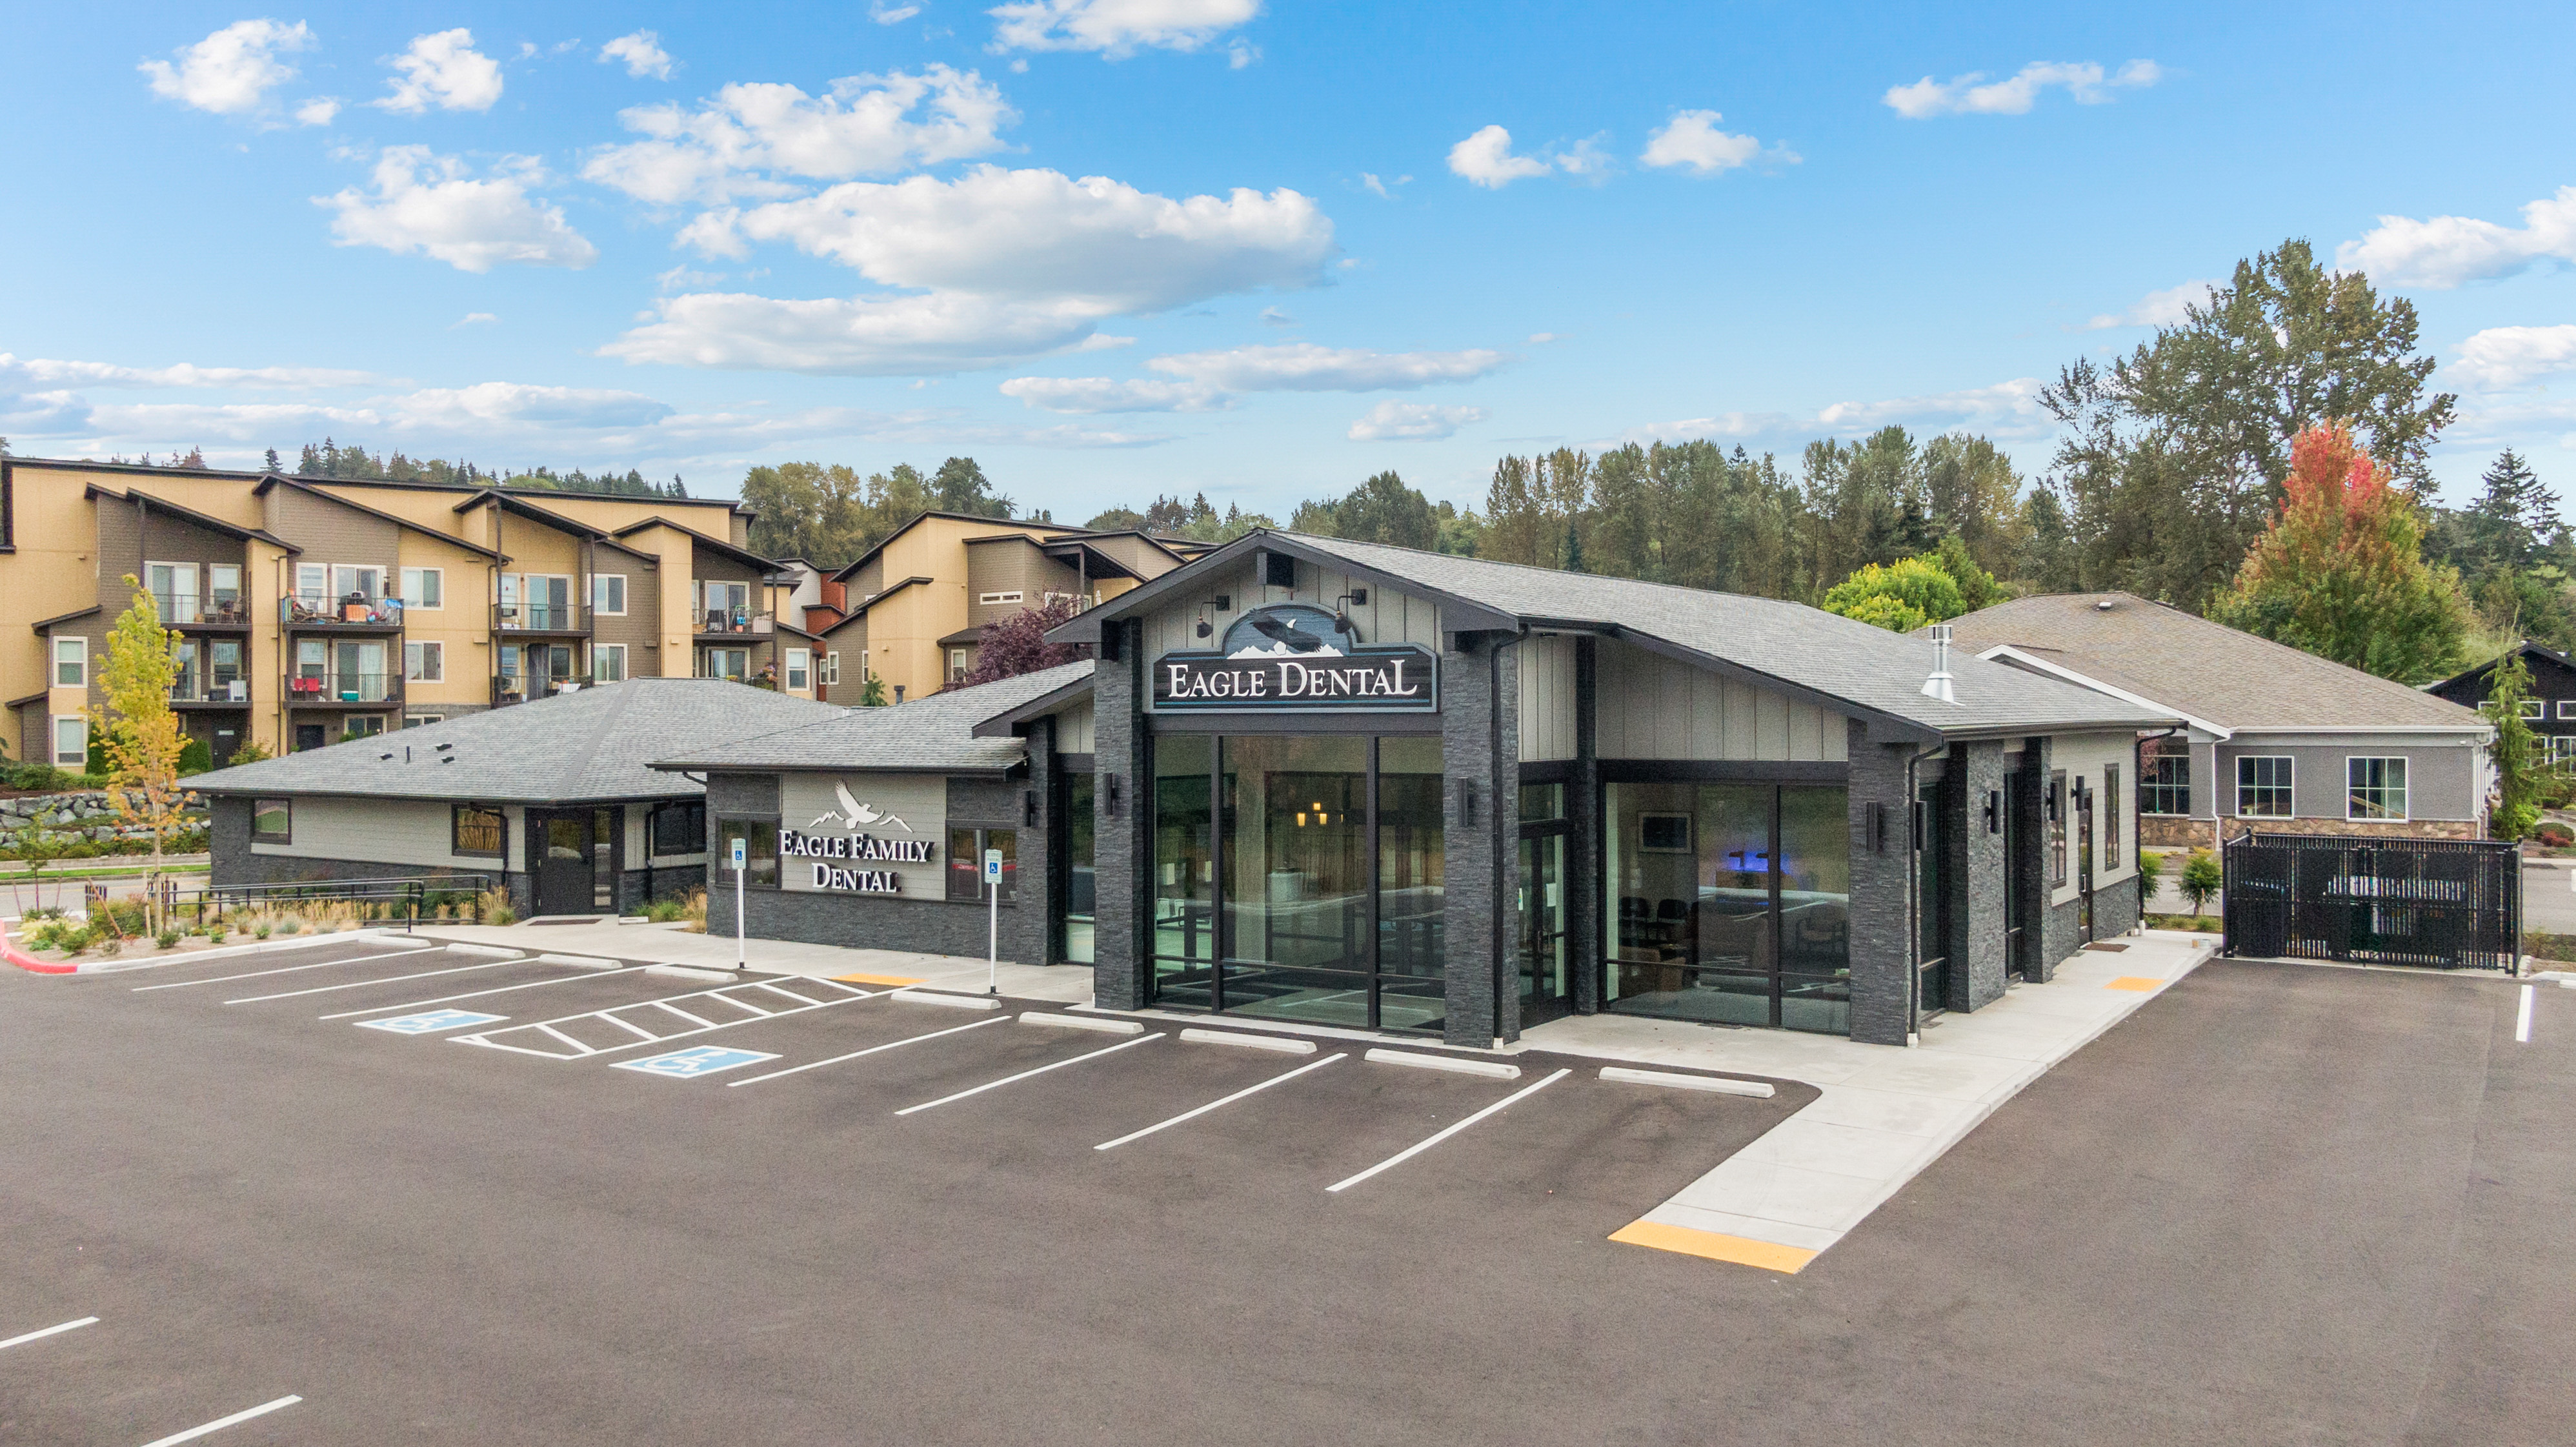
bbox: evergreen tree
[263,448,282,472]
[2486,646,2543,840]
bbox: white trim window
[2551,736,2576,774]
[52,716,86,767]
[594,644,627,683]
[2346,757,2408,821]
[594,573,627,616]
[330,565,384,602]
[52,636,86,687]
[2141,754,2190,815]
[2237,756,2294,818]
[405,714,445,727]
[401,567,444,609]
[404,640,444,682]
[823,651,840,686]
[2557,700,2576,720]
[295,563,328,608]
[785,648,811,691]
[978,591,1023,606]
[146,562,201,623]
[2519,698,2546,721]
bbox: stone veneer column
[1568,636,1602,1015]
[1846,718,1913,1046]
[1091,621,1148,1011]
[1952,740,2009,1012]
[2011,741,2050,982]
[1012,716,1057,967]
[1440,632,1506,1048]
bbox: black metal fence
[93,875,499,933]
[2223,834,2519,971]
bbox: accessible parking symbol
[614,1046,781,1079]
[358,1009,507,1035]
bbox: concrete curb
[898,991,1001,1011]
[1020,1012,1145,1035]
[1178,1027,1318,1055]
[1600,1066,1776,1098]
[1365,1047,1519,1080]
[6,927,418,976]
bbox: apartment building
[0,457,814,765]
[816,511,1191,703]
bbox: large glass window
[947,827,1017,904]
[2347,757,2407,820]
[1602,781,1849,1034]
[252,798,292,842]
[453,805,505,858]
[1151,734,1216,1009]
[716,817,778,888]
[2142,753,2190,815]
[1063,773,1096,964]
[2238,756,2293,818]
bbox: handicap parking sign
[612,1046,780,1079]
[359,1009,507,1035]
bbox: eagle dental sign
[1156,603,1438,713]
[784,780,938,895]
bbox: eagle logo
[812,780,912,831]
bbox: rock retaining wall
[0,791,210,845]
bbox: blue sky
[5,1,2575,520]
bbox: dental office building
[676,531,2172,1051]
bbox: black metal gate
[2223,833,2520,971]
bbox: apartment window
[716,816,778,887]
[2237,756,2294,818]
[400,567,443,609]
[2519,698,2546,721]
[594,644,627,683]
[947,827,1016,904]
[2552,736,2576,774]
[452,805,505,858]
[210,565,241,620]
[147,562,201,623]
[52,636,86,687]
[208,640,243,699]
[330,565,384,602]
[949,647,972,683]
[52,716,86,767]
[404,641,444,682]
[2048,771,2068,887]
[2347,757,2408,821]
[343,716,387,739]
[978,591,1023,606]
[2557,700,2576,720]
[2142,754,2190,815]
[296,563,328,607]
[785,649,810,691]
[594,574,627,616]
[823,651,841,687]
[652,801,707,856]
[405,714,444,727]
[701,647,749,682]
[2104,764,2121,869]
[252,798,292,843]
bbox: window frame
[400,567,444,609]
[2236,755,2295,818]
[146,561,201,623]
[977,591,1024,606]
[785,648,811,691]
[714,815,780,889]
[330,564,385,602]
[652,800,708,858]
[2048,771,2068,887]
[2519,698,2546,721]
[2141,753,2191,816]
[52,715,86,767]
[2346,756,2409,822]
[251,797,293,843]
[52,636,86,688]
[2557,700,2576,721]
[403,640,444,683]
[452,804,507,858]
[946,825,1017,904]
[593,573,627,616]
[592,643,627,683]
[405,714,445,727]
[823,651,841,687]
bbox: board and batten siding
[248,797,519,871]
[1591,638,1850,763]
[1136,560,1442,711]
[2048,731,2137,906]
[1516,633,1578,762]
[1053,698,1096,754]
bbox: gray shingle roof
[1244,534,2176,739]
[651,660,1094,774]
[1941,592,2487,733]
[188,680,848,804]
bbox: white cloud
[998,376,1228,412]
[295,96,341,126]
[1815,377,2049,436]
[582,66,1014,206]
[2081,278,2216,330]
[1259,307,1294,326]
[2452,325,2576,390]
[376,29,505,114]
[1360,172,1410,199]
[0,353,375,390]
[1640,110,1795,176]
[1347,401,1485,442]
[139,19,314,116]
[1527,332,1561,343]
[989,0,1260,57]
[318,147,599,273]
[1226,39,1258,68]
[1447,125,1553,188]
[1147,343,1505,391]
[872,1,924,21]
[1884,59,2160,119]
[599,31,674,80]
[2337,188,2576,290]
[451,312,499,329]
[601,291,1109,375]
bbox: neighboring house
[192,678,844,917]
[0,458,813,764]
[2428,642,2576,772]
[1944,592,2495,847]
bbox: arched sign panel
[1153,603,1438,713]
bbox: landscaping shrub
[2537,822,2575,848]
[476,885,518,926]
[154,928,180,950]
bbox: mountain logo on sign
[811,780,912,832]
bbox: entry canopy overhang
[1051,529,2180,745]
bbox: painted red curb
[3,939,75,975]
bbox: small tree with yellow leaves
[91,576,197,930]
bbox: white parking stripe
[727,1015,1010,1086]
[710,993,774,1016]
[650,1000,719,1029]
[1325,1068,1573,1194]
[222,957,521,1004]
[1096,1053,1347,1150]
[0,1315,97,1351]
[600,1013,662,1042]
[2517,983,2535,1043]
[534,1024,596,1055]
[130,945,432,991]
[314,963,656,1018]
[452,979,894,1059]
[137,1394,301,1446]
[894,1033,1164,1116]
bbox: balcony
[694,608,775,640]
[282,595,405,633]
[491,674,593,709]
[493,602,592,636]
[153,594,253,630]
[285,671,403,709]
[170,674,253,707]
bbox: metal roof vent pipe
[1922,623,1958,705]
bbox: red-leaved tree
[2208,423,2466,682]
[958,596,1091,688]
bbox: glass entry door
[1518,833,1569,1024]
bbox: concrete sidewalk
[1527,929,2219,1273]
[406,920,1096,1004]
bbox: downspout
[1902,738,1945,1045]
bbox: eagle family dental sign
[1155,603,1438,713]
[784,780,939,895]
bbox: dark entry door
[1915,782,1949,1021]
[292,723,325,752]
[2002,769,2027,979]
[2076,782,2095,944]
[532,812,594,916]
[1517,832,1569,1025]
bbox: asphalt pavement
[1,940,2568,1444]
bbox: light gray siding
[1517,632,1578,762]
[1592,638,1849,762]
[248,796,520,871]
[1136,558,1442,711]
[2213,737,2482,822]
[1053,698,1095,753]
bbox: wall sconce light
[1023,789,1040,827]
[1984,789,2002,834]
[1869,802,1887,853]
[1103,773,1123,818]
[1455,778,1480,826]
[1194,594,1234,638]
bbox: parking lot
[5,936,2573,1444]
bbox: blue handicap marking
[613,1046,780,1079]
[358,1009,507,1035]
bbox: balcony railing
[156,594,252,627]
[492,675,592,708]
[285,671,403,707]
[283,596,405,629]
[171,674,253,705]
[493,602,592,634]
[696,608,775,636]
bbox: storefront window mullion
[1365,735,1381,1032]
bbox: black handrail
[137,873,500,932]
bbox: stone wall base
[2143,815,2484,847]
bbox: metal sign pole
[730,836,748,972]
[985,847,1002,997]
